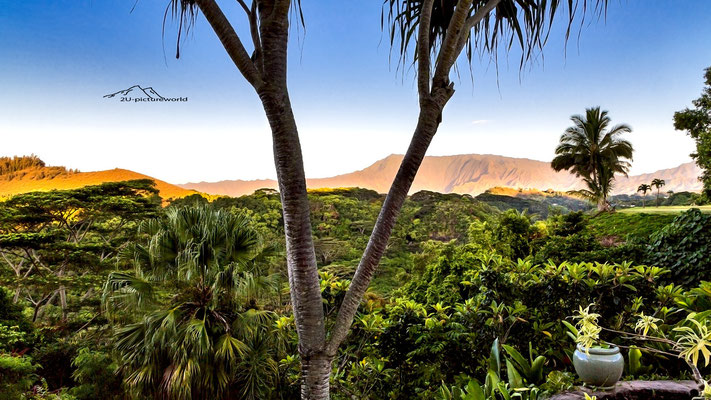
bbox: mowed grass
[618,205,711,214]
[588,206,710,239]
[588,212,676,239]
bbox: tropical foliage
[103,206,294,400]
[675,66,711,199]
[1,182,711,399]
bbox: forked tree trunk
[194,0,482,397]
[256,4,328,398]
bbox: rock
[549,380,700,400]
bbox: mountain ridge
[0,166,199,200]
[179,154,703,197]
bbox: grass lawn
[588,212,676,239]
[618,205,711,214]
[588,205,709,239]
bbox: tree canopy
[674,66,711,199]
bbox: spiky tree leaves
[385,0,607,72]
[552,107,634,211]
[104,206,289,399]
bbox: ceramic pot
[572,344,624,388]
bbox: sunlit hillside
[0,157,201,201]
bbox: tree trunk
[328,95,451,354]
[193,1,468,397]
[259,86,327,385]
[300,353,332,399]
[257,4,328,397]
[195,1,327,396]
[597,197,609,212]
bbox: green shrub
[0,354,38,399]
[374,249,665,398]
[532,233,601,264]
[645,209,711,285]
[494,210,534,260]
[533,233,646,265]
[68,348,121,400]
[549,211,588,237]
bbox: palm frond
[552,107,633,206]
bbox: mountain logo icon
[104,85,166,100]
[103,85,187,103]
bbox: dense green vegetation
[2,182,711,399]
[675,66,711,198]
[611,191,709,210]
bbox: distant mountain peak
[179,154,703,197]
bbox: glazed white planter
[572,344,624,388]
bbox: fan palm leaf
[104,206,289,399]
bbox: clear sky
[0,0,710,183]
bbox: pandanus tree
[159,0,610,397]
[651,178,666,206]
[552,107,634,211]
[103,206,289,400]
[638,183,651,208]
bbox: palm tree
[651,178,666,206]
[103,206,291,400]
[638,183,652,208]
[552,107,634,211]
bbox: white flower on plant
[635,312,661,336]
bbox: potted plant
[563,305,624,388]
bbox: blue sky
[0,0,710,183]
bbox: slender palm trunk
[597,196,608,212]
